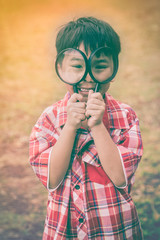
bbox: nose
[85,72,94,82]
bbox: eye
[72,64,83,68]
[93,65,109,72]
[71,64,84,71]
[94,64,109,70]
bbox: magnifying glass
[55,46,118,93]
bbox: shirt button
[75,185,80,190]
[79,218,83,223]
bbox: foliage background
[0,0,160,239]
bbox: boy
[29,17,143,239]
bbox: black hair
[56,17,121,56]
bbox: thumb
[88,89,93,99]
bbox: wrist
[90,122,106,134]
[65,121,78,133]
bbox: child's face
[65,43,113,99]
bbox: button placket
[72,164,85,220]
[71,143,88,238]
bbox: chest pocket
[87,164,111,185]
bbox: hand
[66,93,86,130]
[86,90,105,129]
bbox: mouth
[77,87,95,94]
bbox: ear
[110,78,115,82]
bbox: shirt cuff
[114,147,128,189]
[47,147,64,192]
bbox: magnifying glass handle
[94,83,99,92]
[73,85,78,93]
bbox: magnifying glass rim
[55,46,119,85]
[88,46,119,84]
[55,48,88,85]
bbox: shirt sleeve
[29,109,59,192]
[116,108,143,190]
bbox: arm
[49,93,86,189]
[91,123,126,187]
[48,122,76,189]
[29,93,86,191]
[86,90,126,187]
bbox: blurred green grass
[0,0,160,239]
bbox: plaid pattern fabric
[29,92,143,239]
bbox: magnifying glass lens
[91,48,114,83]
[56,49,86,84]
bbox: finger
[86,104,105,111]
[88,92,103,101]
[80,114,86,121]
[88,89,94,99]
[69,107,86,114]
[70,93,83,103]
[76,113,86,121]
[71,111,86,120]
[87,98,104,107]
[69,101,86,109]
[85,109,102,118]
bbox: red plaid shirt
[29,92,143,239]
